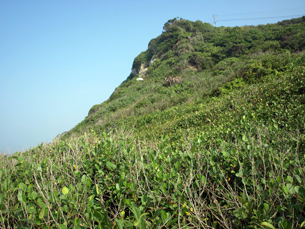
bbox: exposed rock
[130,53,156,80]
[149,55,157,66]
[165,76,184,86]
[138,63,148,78]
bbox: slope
[1,17,305,228]
[61,17,305,143]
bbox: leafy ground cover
[1,121,304,228]
[1,17,305,228]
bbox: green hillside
[62,17,305,144]
[1,17,305,228]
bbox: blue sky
[0,0,304,154]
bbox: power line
[217,14,304,22]
[216,6,303,18]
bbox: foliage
[88,104,101,116]
[1,120,305,228]
[2,16,305,227]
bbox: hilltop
[1,17,305,228]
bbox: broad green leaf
[295,175,302,184]
[175,161,179,170]
[261,222,275,229]
[81,175,87,184]
[115,219,124,229]
[116,183,120,191]
[106,161,116,170]
[195,180,199,188]
[161,210,167,222]
[191,145,196,153]
[201,176,206,184]
[140,217,147,229]
[236,167,243,178]
[63,205,68,212]
[22,192,26,203]
[69,184,75,192]
[134,208,141,220]
[17,190,23,202]
[153,209,162,218]
[75,182,82,192]
[54,190,58,197]
[130,202,141,220]
[37,165,42,172]
[287,183,295,194]
[62,187,69,195]
[222,151,230,157]
[27,184,33,192]
[280,219,292,229]
[86,178,92,187]
[282,184,288,195]
[287,176,293,183]
[39,208,45,219]
[2,178,9,191]
[134,219,140,227]
[18,182,26,191]
[125,198,130,205]
[58,224,68,229]
[263,203,269,212]
[242,134,248,142]
[27,206,36,214]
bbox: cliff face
[132,57,157,79]
[129,51,156,80]
[131,63,148,78]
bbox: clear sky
[0,0,304,154]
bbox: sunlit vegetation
[1,17,305,228]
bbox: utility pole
[213,15,217,27]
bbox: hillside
[61,17,305,145]
[1,17,305,228]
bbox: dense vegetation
[1,17,305,228]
